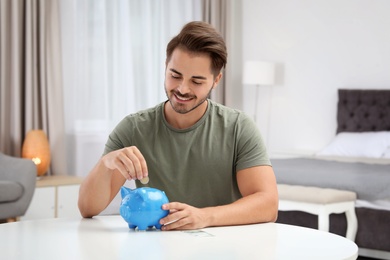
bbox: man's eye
[171,74,181,79]
[193,81,202,85]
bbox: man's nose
[177,82,190,94]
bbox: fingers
[160,203,182,227]
[162,202,183,211]
[123,147,148,180]
[103,146,148,181]
[160,203,199,231]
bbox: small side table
[21,175,83,220]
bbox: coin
[140,176,149,185]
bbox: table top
[36,175,83,187]
[0,215,357,260]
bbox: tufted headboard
[336,89,390,133]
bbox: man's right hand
[101,146,148,181]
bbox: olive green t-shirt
[104,99,270,208]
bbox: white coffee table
[0,215,358,259]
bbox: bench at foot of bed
[277,184,358,241]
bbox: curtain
[60,0,202,176]
[202,0,228,105]
[0,0,67,175]
[201,0,241,109]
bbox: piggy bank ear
[120,186,132,198]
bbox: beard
[165,84,213,114]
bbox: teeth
[176,95,191,101]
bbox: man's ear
[213,72,223,88]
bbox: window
[60,0,202,176]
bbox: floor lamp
[242,61,275,146]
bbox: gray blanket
[271,158,390,201]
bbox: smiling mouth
[174,93,193,102]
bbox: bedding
[384,147,390,158]
[272,156,390,202]
[317,131,390,158]
[356,199,390,211]
[274,89,390,258]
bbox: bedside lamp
[22,130,51,176]
[242,61,275,123]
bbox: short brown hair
[166,21,227,76]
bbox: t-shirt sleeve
[235,114,271,171]
[103,118,131,155]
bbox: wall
[242,0,390,156]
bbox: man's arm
[78,146,148,218]
[159,165,278,230]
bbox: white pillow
[382,146,390,159]
[317,131,390,158]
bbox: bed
[272,89,390,259]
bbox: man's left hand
[159,202,210,231]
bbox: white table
[0,215,358,260]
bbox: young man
[78,21,278,230]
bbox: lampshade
[22,130,51,176]
[243,61,275,85]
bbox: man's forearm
[78,160,117,218]
[204,191,278,227]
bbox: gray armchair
[0,153,36,220]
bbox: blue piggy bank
[120,186,169,230]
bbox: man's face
[165,48,221,114]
